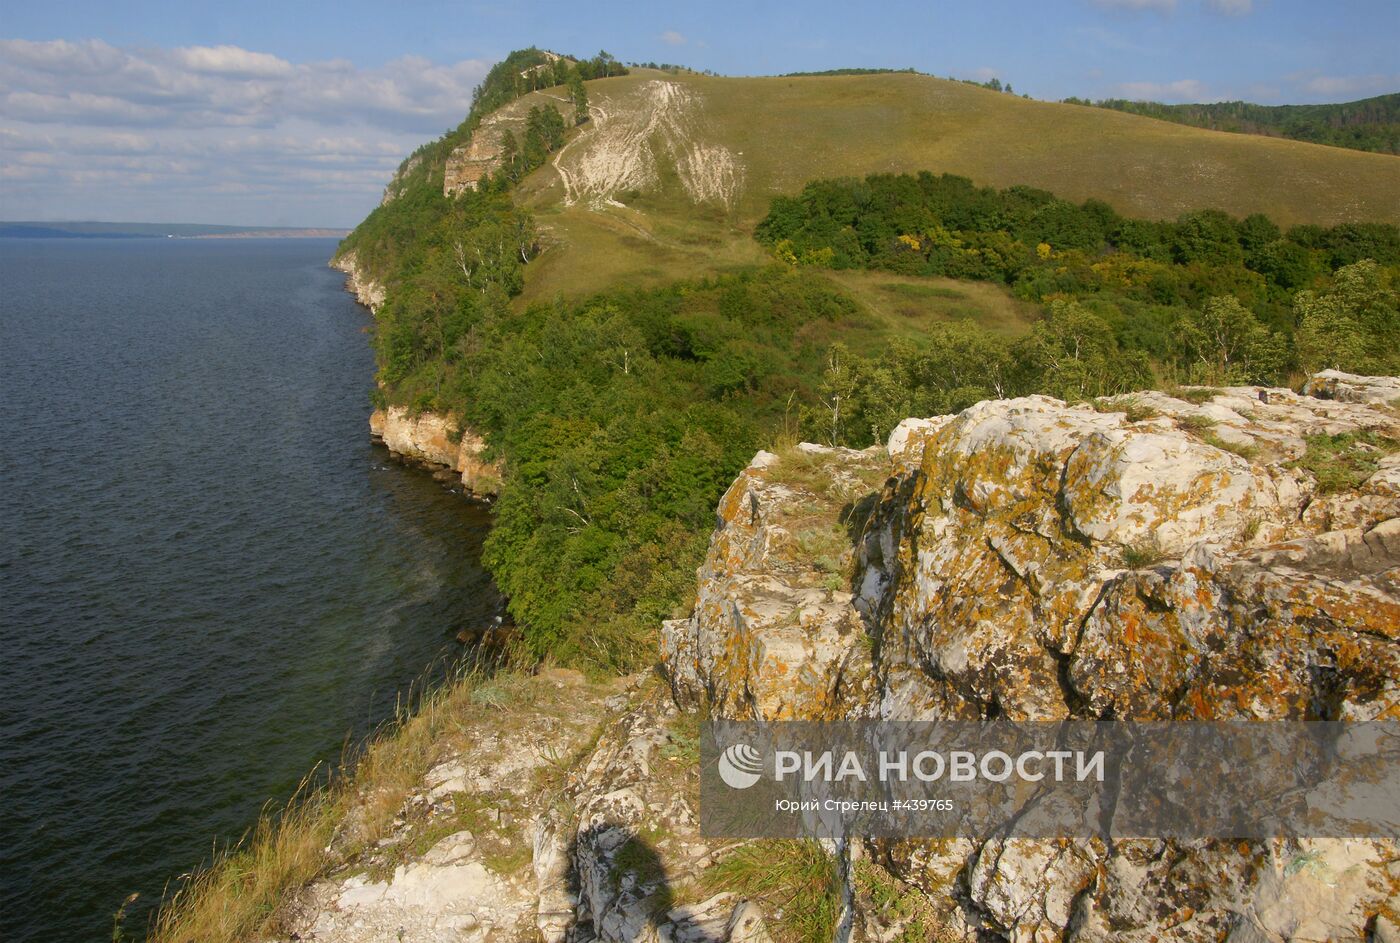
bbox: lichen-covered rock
[1303,369,1400,405]
[534,679,772,943]
[665,380,1400,942]
[269,671,769,943]
[371,406,502,496]
[664,442,889,720]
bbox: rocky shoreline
[332,255,504,498]
[370,406,503,498]
[331,250,386,313]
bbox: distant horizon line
[2,219,348,229]
[1,221,350,238]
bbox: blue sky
[2,0,1397,226]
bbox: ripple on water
[0,238,501,942]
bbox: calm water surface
[0,238,501,941]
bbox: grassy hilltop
[514,68,1400,302]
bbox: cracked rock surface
[664,376,1400,941]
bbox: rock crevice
[664,375,1400,941]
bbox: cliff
[330,250,386,313]
[444,127,505,196]
[371,407,502,497]
[664,372,1400,941]
[259,373,1398,943]
[328,256,502,496]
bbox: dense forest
[338,53,1400,670]
[1061,93,1400,154]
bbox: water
[0,238,501,942]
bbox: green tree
[814,344,860,446]
[499,130,519,181]
[568,70,590,125]
[1294,259,1400,374]
[1016,300,1152,400]
[1180,295,1284,385]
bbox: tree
[815,344,859,446]
[499,130,519,181]
[1016,300,1152,400]
[1294,259,1400,374]
[568,70,590,125]
[1180,295,1283,385]
[1172,209,1244,267]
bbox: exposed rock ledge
[664,375,1400,941]
[270,671,772,943]
[371,406,502,497]
[326,254,501,495]
[331,249,386,313]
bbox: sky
[1,0,1397,227]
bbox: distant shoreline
[0,222,348,240]
[184,229,350,239]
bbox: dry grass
[146,659,528,943]
[821,270,1038,355]
[702,840,840,943]
[517,69,1400,305]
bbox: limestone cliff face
[331,253,501,496]
[444,128,505,196]
[371,406,502,497]
[380,154,423,206]
[663,373,1400,941]
[330,250,386,312]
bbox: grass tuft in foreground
[702,840,840,943]
[145,658,521,943]
[1289,430,1399,493]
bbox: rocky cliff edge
[663,371,1400,941]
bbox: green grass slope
[517,69,1400,303]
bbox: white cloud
[660,30,687,46]
[1297,73,1400,99]
[1204,0,1252,14]
[0,38,493,225]
[172,44,294,77]
[1115,78,1211,100]
[1091,0,1177,12]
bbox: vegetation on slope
[513,68,1400,305]
[334,49,1400,669]
[151,47,1400,938]
[757,171,1400,446]
[1062,93,1400,155]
